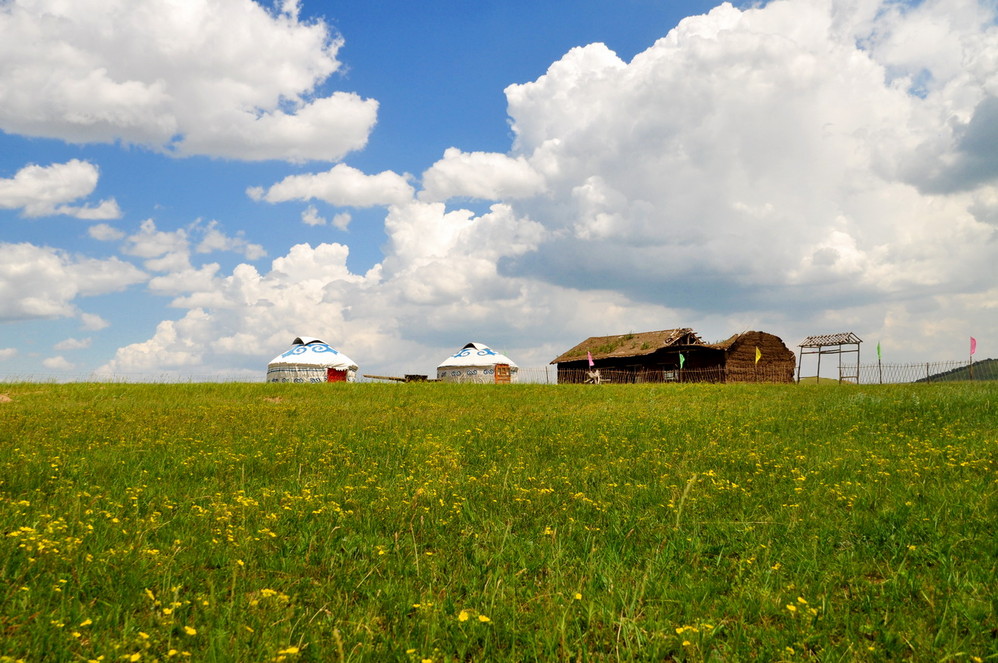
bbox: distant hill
[917,358,998,382]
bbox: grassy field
[0,382,995,662]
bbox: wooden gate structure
[797,332,862,384]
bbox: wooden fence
[510,366,795,384]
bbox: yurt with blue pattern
[436,342,518,383]
[266,337,359,383]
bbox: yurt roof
[268,338,358,370]
[437,342,518,369]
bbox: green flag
[876,341,881,359]
[679,352,685,369]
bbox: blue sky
[1,0,996,380]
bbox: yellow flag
[755,346,762,364]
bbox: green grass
[0,382,995,662]
[797,376,849,384]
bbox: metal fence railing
[855,360,996,385]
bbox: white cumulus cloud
[301,206,327,227]
[42,356,75,371]
[0,0,377,161]
[250,164,414,207]
[491,0,997,320]
[121,218,265,273]
[195,221,267,260]
[97,201,610,377]
[0,243,146,322]
[80,312,110,331]
[88,223,126,241]
[54,337,92,351]
[0,160,120,219]
[420,148,546,202]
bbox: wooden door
[494,364,511,384]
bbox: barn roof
[707,333,743,351]
[708,330,791,351]
[550,328,704,364]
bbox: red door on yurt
[494,364,511,384]
[326,368,347,382]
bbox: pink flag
[587,351,594,367]
[970,337,977,356]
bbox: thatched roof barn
[551,328,796,384]
[550,329,710,383]
[708,331,796,383]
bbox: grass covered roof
[551,328,704,364]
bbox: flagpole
[877,341,882,385]
[970,336,977,381]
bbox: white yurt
[436,342,519,383]
[266,337,359,383]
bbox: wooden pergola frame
[797,332,863,384]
